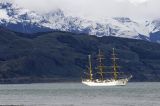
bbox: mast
[97,49,106,81]
[88,55,93,81]
[111,48,119,80]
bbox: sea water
[0,82,160,106]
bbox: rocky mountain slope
[0,27,160,83]
[0,1,160,42]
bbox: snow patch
[0,9,9,20]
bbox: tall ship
[82,48,132,86]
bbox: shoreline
[0,77,159,84]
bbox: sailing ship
[82,48,132,86]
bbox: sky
[4,0,160,20]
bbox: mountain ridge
[0,1,160,42]
[0,27,160,83]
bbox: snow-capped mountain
[0,1,160,42]
[0,1,52,33]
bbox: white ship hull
[82,78,129,86]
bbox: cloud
[116,0,150,4]
[128,0,149,4]
[12,0,160,20]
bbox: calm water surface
[0,82,160,106]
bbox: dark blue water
[0,82,160,106]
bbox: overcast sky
[7,0,160,20]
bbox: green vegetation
[0,27,160,83]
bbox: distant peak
[0,0,14,4]
[46,9,64,17]
[0,0,16,9]
[152,19,160,27]
[113,17,132,23]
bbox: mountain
[0,1,52,33]
[0,1,160,42]
[0,27,160,83]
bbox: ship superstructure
[82,48,132,86]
